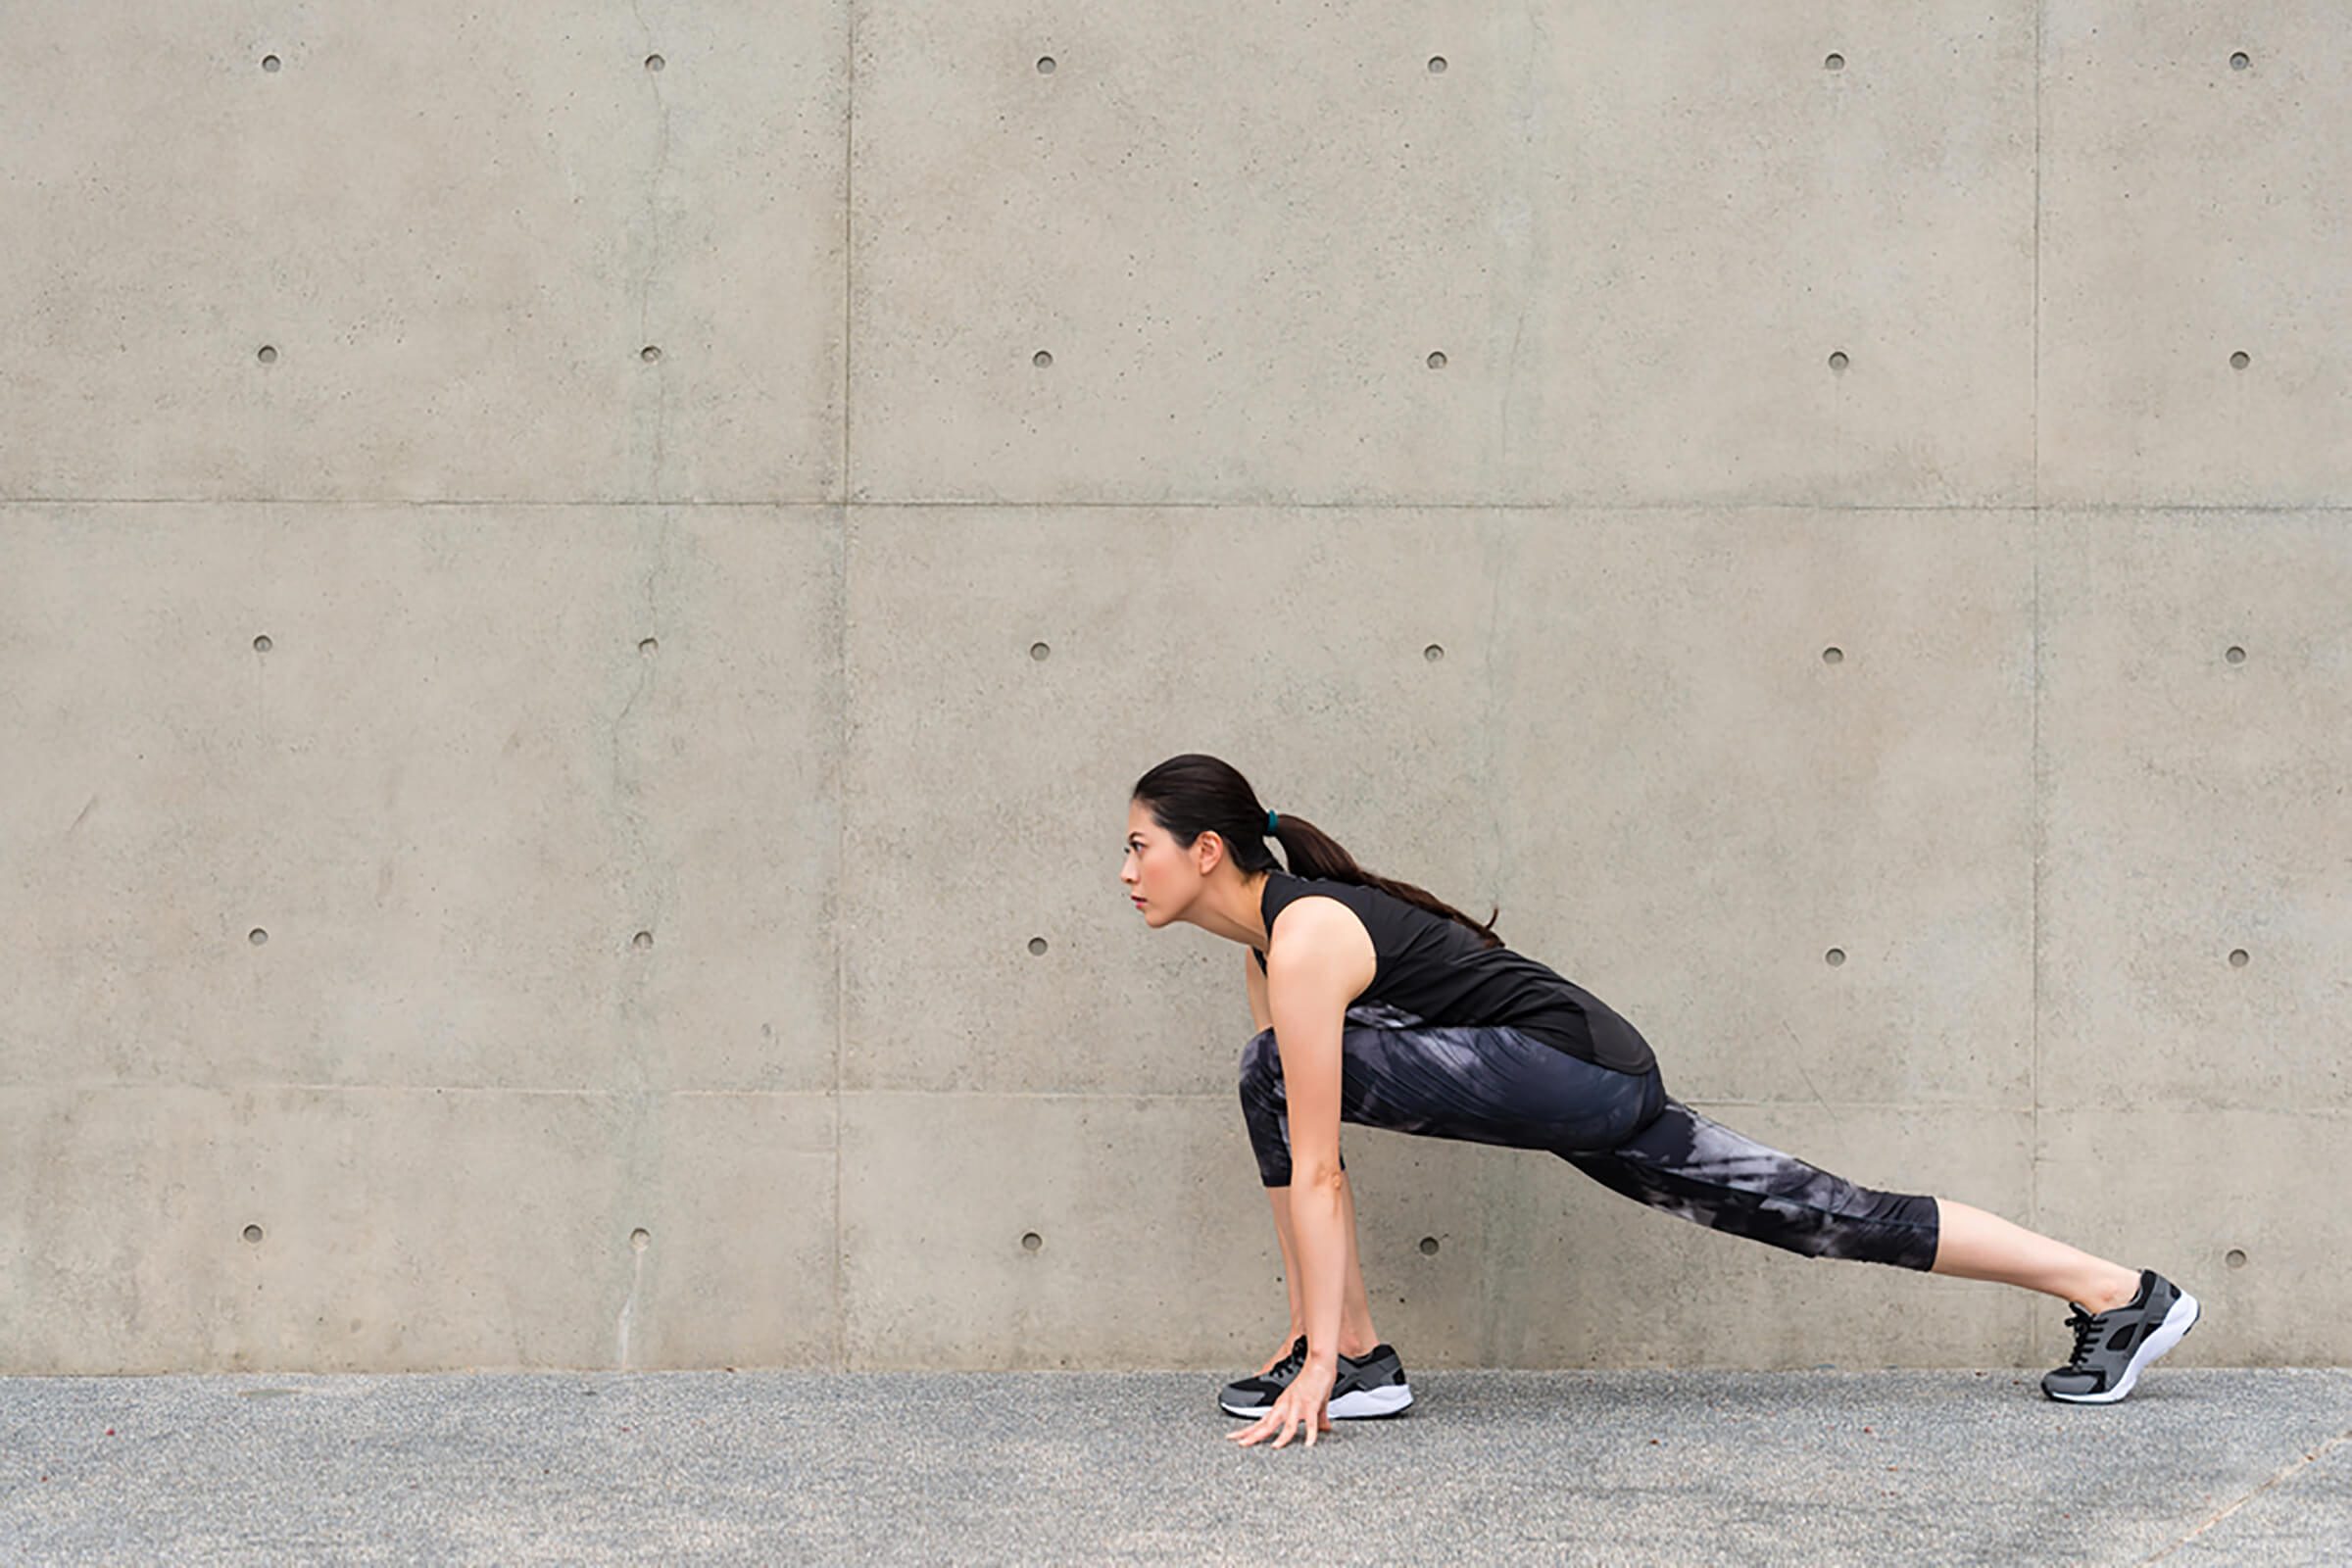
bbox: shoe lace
[1268,1341,1306,1380]
[2062,1304,2103,1367]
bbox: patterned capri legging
[1239,1002,1940,1271]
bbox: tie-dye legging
[1238,1002,1940,1272]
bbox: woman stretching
[1121,755,2201,1451]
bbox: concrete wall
[2,3,2344,1373]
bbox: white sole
[1222,1381,1414,1419]
[2048,1290,2200,1404]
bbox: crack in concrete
[2134,1422,2352,1565]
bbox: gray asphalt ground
[4,1367,2349,1566]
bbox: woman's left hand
[1226,1355,1336,1448]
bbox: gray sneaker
[2041,1268,2200,1403]
[1219,1337,1415,1419]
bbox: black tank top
[1251,869,1656,1076]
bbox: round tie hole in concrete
[1825,948,1845,966]
[1021,1232,1043,1252]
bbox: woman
[1121,755,2201,1451]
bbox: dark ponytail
[1129,753,1502,950]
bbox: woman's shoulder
[1261,875,1381,985]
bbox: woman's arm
[1245,949,1310,1336]
[1262,910,1366,1373]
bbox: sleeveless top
[1251,868,1656,1076]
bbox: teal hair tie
[1265,809,1279,833]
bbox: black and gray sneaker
[2041,1268,2200,1403]
[1219,1336,1414,1419]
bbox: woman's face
[1123,802,1204,926]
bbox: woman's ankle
[2076,1265,2144,1314]
[1291,1325,1382,1358]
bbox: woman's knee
[1564,1102,1941,1271]
[1239,1026,1280,1095]
[1236,1028,1298,1187]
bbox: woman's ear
[1193,830,1224,875]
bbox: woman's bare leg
[1928,1197,2144,1311]
[1264,1171,1381,1360]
